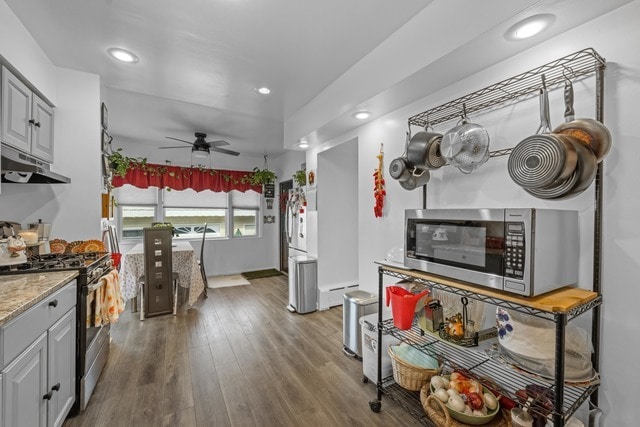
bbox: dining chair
[198,223,208,298]
[138,227,179,320]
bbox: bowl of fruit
[427,372,500,425]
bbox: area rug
[241,269,284,280]
[207,274,251,289]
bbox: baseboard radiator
[318,282,359,311]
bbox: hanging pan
[407,125,442,170]
[389,132,412,181]
[553,77,612,163]
[508,76,579,190]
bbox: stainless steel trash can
[343,290,378,360]
[287,255,317,314]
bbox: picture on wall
[101,102,108,130]
[102,129,111,153]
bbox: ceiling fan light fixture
[191,147,210,159]
[107,47,139,63]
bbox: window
[121,206,156,238]
[230,190,260,237]
[114,186,261,240]
[163,188,228,238]
[115,185,158,239]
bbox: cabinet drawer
[0,281,76,370]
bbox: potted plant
[249,167,277,186]
[107,148,143,177]
[293,169,306,187]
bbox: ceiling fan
[160,132,240,157]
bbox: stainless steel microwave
[404,208,579,296]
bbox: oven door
[405,209,507,289]
[79,270,112,411]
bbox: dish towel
[89,270,125,326]
[101,269,125,324]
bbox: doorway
[279,179,293,273]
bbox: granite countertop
[0,271,79,327]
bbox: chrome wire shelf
[379,266,602,322]
[408,48,605,129]
[382,321,599,424]
[378,380,434,426]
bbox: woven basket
[388,346,441,391]
[420,386,512,427]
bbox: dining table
[120,240,205,307]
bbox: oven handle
[86,269,114,293]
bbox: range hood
[1,144,71,184]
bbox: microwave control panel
[505,222,525,279]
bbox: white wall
[303,3,640,425]
[0,0,57,104]
[317,138,358,290]
[0,3,102,240]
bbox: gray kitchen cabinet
[2,332,48,427]
[0,280,77,427]
[1,66,55,162]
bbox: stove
[1,251,114,415]
[0,251,109,273]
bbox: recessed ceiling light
[505,14,555,40]
[107,47,139,63]
[297,139,309,148]
[257,87,271,95]
[353,110,371,120]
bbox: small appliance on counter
[27,219,52,254]
[0,221,27,266]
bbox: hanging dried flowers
[373,143,386,218]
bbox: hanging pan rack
[408,48,606,159]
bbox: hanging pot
[553,79,611,163]
[508,80,579,190]
[399,167,430,190]
[425,137,446,169]
[407,129,442,169]
[389,157,412,181]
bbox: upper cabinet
[1,66,55,162]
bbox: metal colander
[440,120,490,169]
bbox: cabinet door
[2,332,47,427]
[1,67,32,153]
[31,95,55,162]
[47,309,76,427]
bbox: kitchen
[0,0,639,426]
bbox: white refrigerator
[286,188,316,312]
[286,188,307,257]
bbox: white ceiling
[4,0,633,162]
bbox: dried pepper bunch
[373,144,386,218]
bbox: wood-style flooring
[63,275,421,426]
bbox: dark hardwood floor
[64,275,421,426]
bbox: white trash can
[360,312,400,384]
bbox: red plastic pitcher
[386,286,430,330]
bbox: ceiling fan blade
[165,136,194,146]
[159,145,191,149]
[211,146,240,156]
[207,139,230,147]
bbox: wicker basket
[387,345,441,391]
[420,386,512,427]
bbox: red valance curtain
[111,162,262,193]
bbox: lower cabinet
[0,280,77,427]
